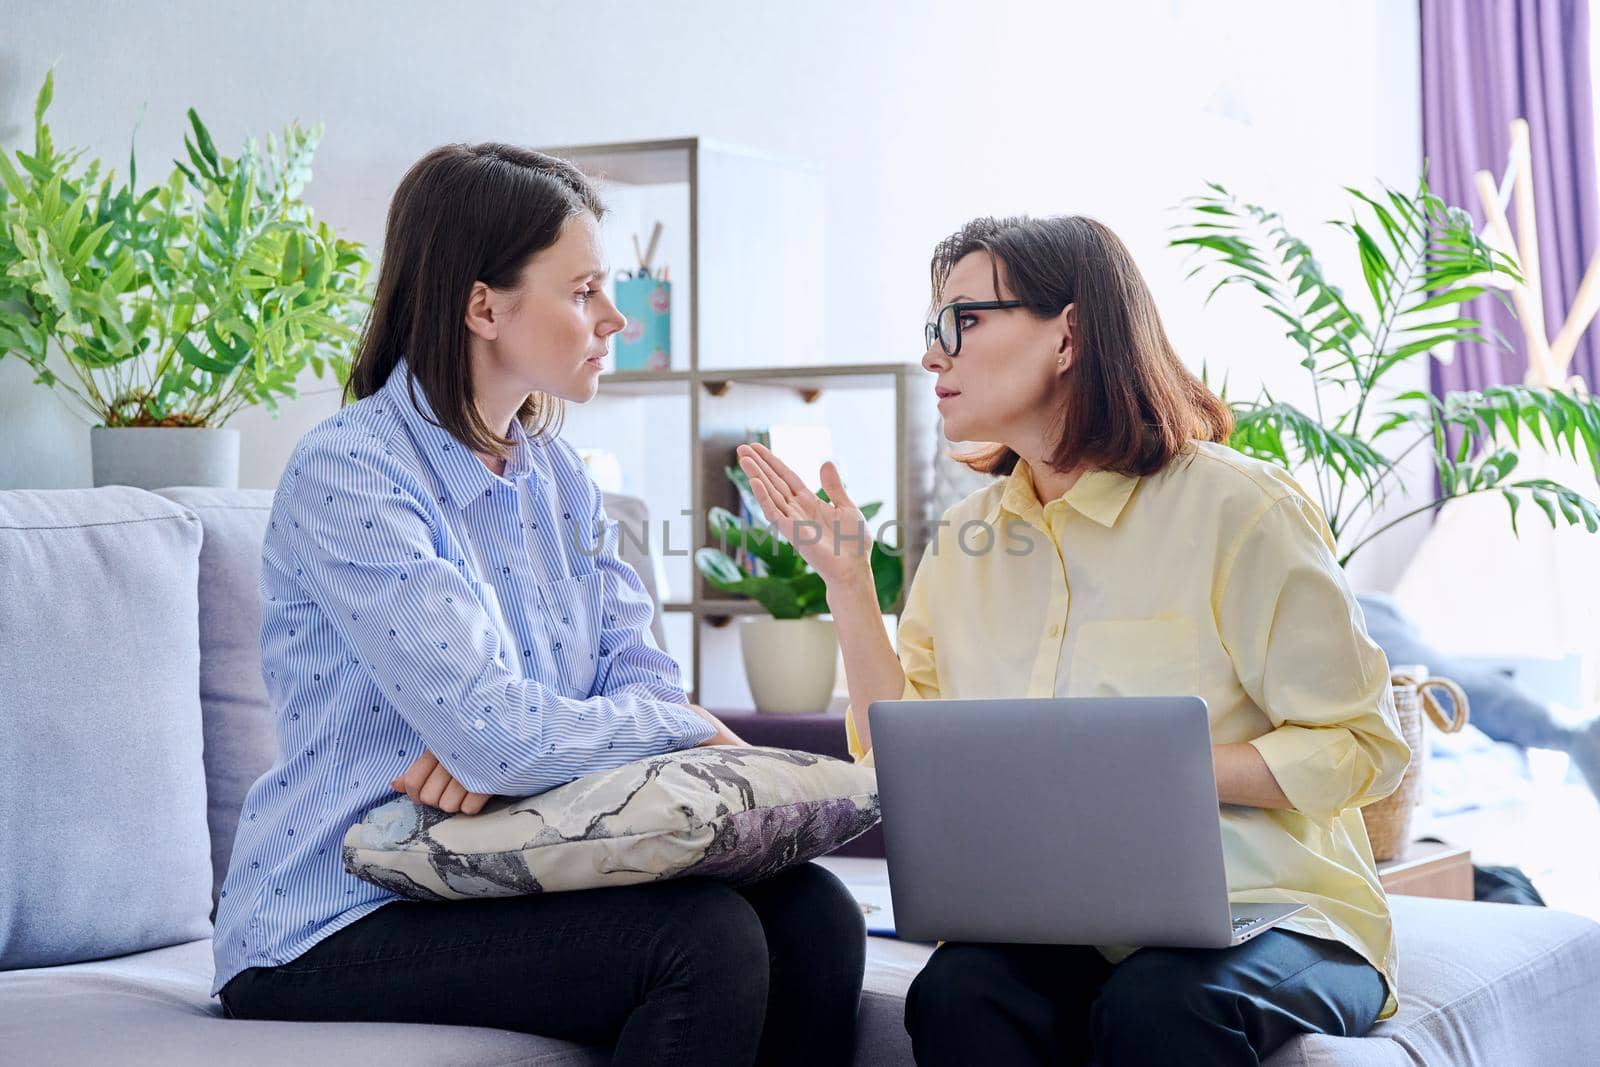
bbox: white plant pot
[739,616,839,714]
[91,427,241,490]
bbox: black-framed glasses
[924,300,1026,357]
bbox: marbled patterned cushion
[342,746,879,900]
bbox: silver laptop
[868,697,1305,947]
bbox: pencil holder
[614,276,671,371]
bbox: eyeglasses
[924,300,1026,357]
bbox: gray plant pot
[90,427,241,490]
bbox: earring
[1056,358,1065,366]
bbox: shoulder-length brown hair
[346,143,605,457]
[931,215,1231,477]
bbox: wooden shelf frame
[544,137,937,702]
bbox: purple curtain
[1421,0,1600,396]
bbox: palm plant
[1171,176,1600,567]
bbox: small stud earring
[1057,357,1065,366]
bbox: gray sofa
[2,485,1599,1065]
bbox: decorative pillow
[342,746,878,900]
[0,487,212,969]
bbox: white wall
[1,0,1423,589]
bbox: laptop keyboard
[1231,916,1262,931]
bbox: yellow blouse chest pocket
[1064,616,1202,699]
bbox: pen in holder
[614,221,671,371]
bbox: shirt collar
[382,358,542,510]
[985,457,1140,530]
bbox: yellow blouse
[847,441,1409,1020]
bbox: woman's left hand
[392,750,492,814]
[686,703,750,747]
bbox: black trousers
[221,862,866,1067]
[905,929,1385,1066]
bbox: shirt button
[474,718,486,730]
[1048,624,1061,637]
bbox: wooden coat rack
[1472,118,1599,390]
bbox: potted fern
[0,71,369,488]
[695,465,903,713]
[1170,175,1600,858]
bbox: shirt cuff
[845,708,874,766]
[1246,725,1366,827]
[844,678,924,766]
[674,707,718,749]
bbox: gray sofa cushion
[0,939,605,1065]
[0,488,212,969]
[1271,895,1600,1064]
[155,488,277,914]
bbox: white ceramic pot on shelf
[739,615,839,714]
[90,427,241,490]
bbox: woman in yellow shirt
[736,214,1410,1066]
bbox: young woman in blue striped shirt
[211,143,866,1066]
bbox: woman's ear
[464,281,498,342]
[1053,302,1077,372]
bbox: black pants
[905,929,1385,1066]
[221,863,866,1067]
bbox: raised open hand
[735,442,872,587]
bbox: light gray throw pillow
[0,487,212,969]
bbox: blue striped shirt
[210,358,713,995]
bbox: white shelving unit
[542,137,937,705]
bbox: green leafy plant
[694,466,904,619]
[0,69,369,427]
[1171,176,1600,567]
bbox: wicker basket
[1361,666,1469,862]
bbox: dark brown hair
[930,215,1231,477]
[346,143,605,457]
